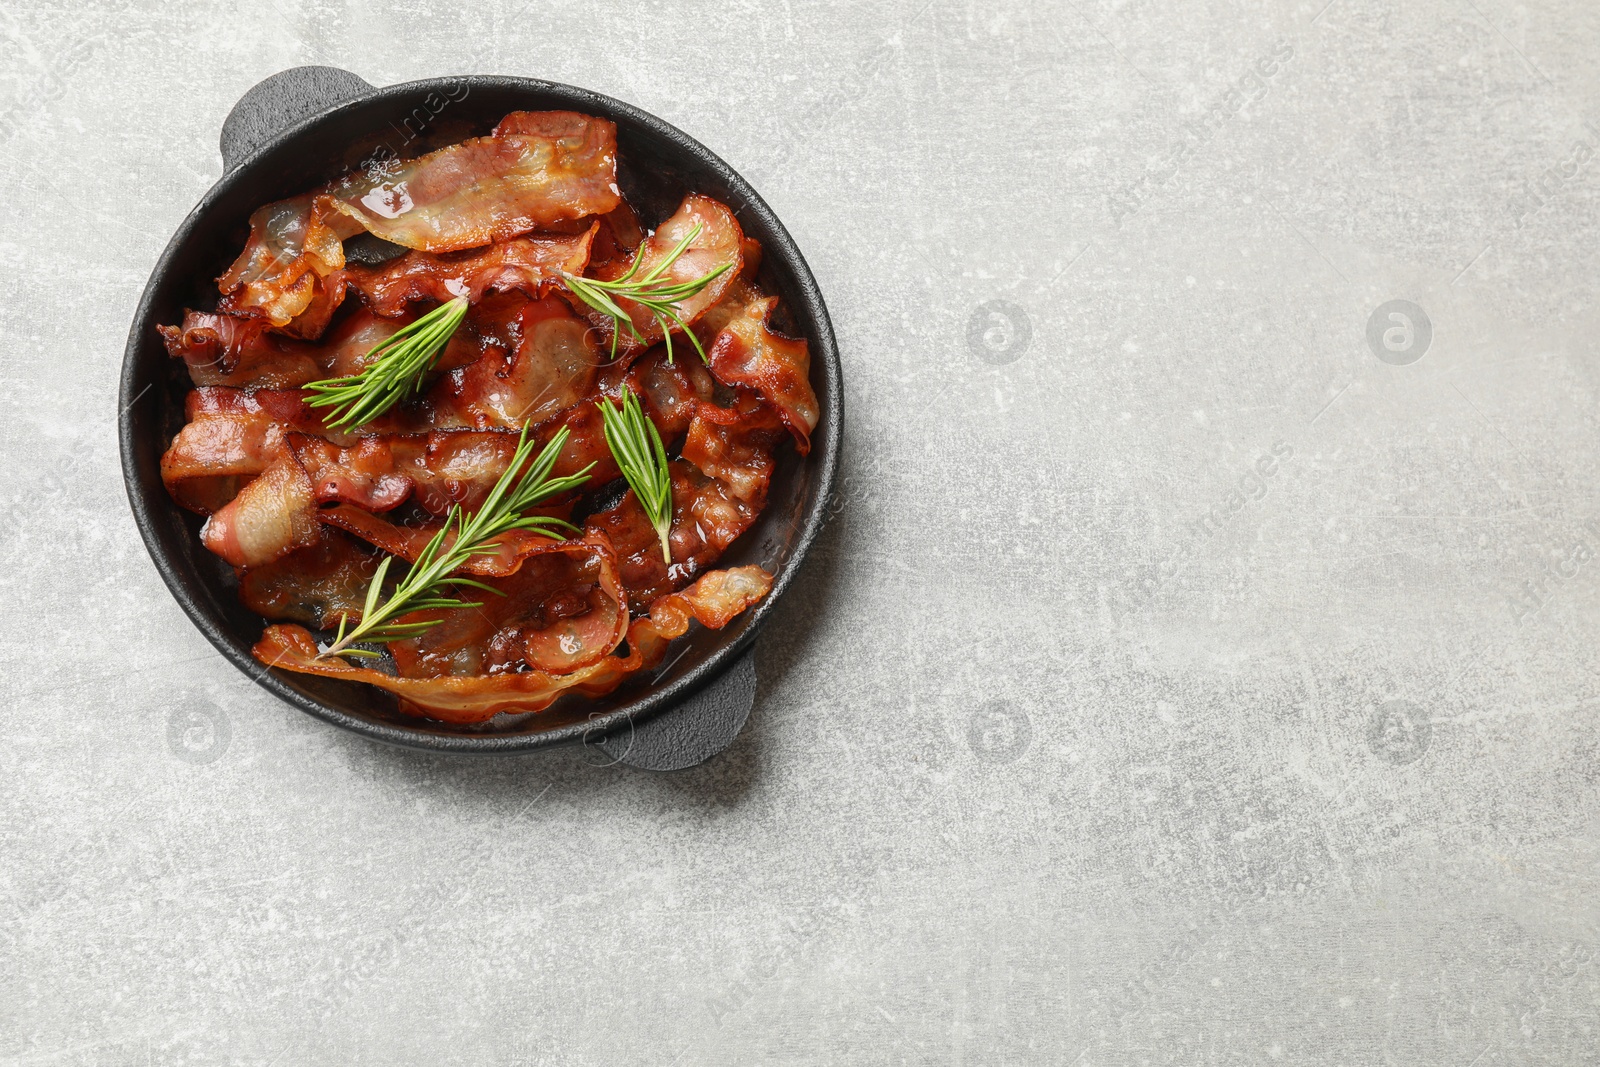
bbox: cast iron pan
[119,68,840,768]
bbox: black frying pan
[118,67,841,768]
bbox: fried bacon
[217,192,356,328]
[200,443,320,567]
[161,389,286,513]
[160,307,407,389]
[252,564,772,722]
[330,227,595,318]
[606,344,717,439]
[702,280,820,453]
[219,112,619,327]
[159,111,814,724]
[237,529,378,629]
[426,296,601,430]
[332,112,618,249]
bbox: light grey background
[3,0,1598,1062]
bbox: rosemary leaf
[304,295,470,430]
[598,391,673,565]
[560,223,731,363]
[319,424,595,660]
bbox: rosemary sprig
[304,295,470,429]
[598,391,673,564]
[561,223,732,364]
[320,424,594,660]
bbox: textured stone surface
[3,0,1599,1062]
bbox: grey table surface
[3,0,1599,1063]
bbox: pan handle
[595,645,758,771]
[221,65,375,171]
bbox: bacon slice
[580,194,743,355]
[161,389,285,514]
[178,229,590,374]
[237,529,378,629]
[681,396,783,506]
[426,297,601,430]
[328,111,618,250]
[218,112,619,327]
[331,227,595,318]
[217,193,358,328]
[200,443,320,567]
[160,307,407,390]
[643,564,773,636]
[703,280,819,453]
[419,314,711,436]
[628,345,716,434]
[251,564,772,723]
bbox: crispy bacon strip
[237,529,378,629]
[200,443,320,567]
[251,564,772,723]
[217,193,357,328]
[161,390,286,514]
[426,297,601,430]
[627,345,717,434]
[329,111,619,249]
[160,307,407,389]
[331,227,596,318]
[682,396,783,505]
[704,280,820,453]
[429,338,710,440]
[218,112,619,327]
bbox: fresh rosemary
[561,223,731,364]
[320,425,594,660]
[304,295,470,429]
[597,391,673,564]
